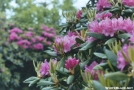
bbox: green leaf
[44,50,57,56]
[37,79,54,86]
[105,38,116,45]
[94,52,107,59]
[23,76,39,83]
[79,42,95,51]
[29,79,40,87]
[79,19,88,23]
[105,72,129,81]
[87,32,105,39]
[42,87,54,90]
[123,9,133,13]
[104,48,117,66]
[117,33,130,39]
[93,63,108,70]
[67,75,74,84]
[92,80,106,90]
[75,27,87,31]
[75,38,84,44]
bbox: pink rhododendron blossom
[9,32,20,41]
[25,31,34,37]
[43,32,54,38]
[35,36,45,42]
[65,57,79,70]
[33,43,44,50]
[67,31,77,37]
[129,32,134,42]
[122,0,134,6]
[76,10,82,19]
[117,45,129,71]
[97,0,111,11]
[9,27,23,34]
[85,61,103,80]
[95,12,112,20]
[17,40,31,49]
[89,17,134,37]
[54,35,77,53]
[40,60,50,77]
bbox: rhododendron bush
[24,0,134,90]
[0,23,56,89]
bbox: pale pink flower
[85,61,103,80]
[95,12,112,20]
[97,0,111,11]
[122,0,134,6]
[54,35,77,53]
[40,60,50,77]
[17,40,31,49]
[9,32,20,41]
[9,27,23,34]
[67,31,77,37]
[117,45,129,71]
[33,43,44,50]
[25,31,34,37]
[65,57,79,70]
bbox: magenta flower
[25,31,34,37]
[117,45,129,71]
[67,31,77,37]
[97,0,111,11]
[42,32,55,38]
[65,57,79,70]
[54,35,77,53]
[33,43,44,50]
[35,36,45,42]
[130,32,134,42]
[40,60,50,77]
[95,12,112,20]
[17,39,31,49]
[122,0,134,6]
[76,10,82,19]
[9,27,23,34]
[9,32,20,41]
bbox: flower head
[95,12,112,20]
[33,43,44,50]
[122,0,134,6]
[9,32,21,41]
[9,27,23,34]
[117,45,129,70]
[97,0,111,11]
[76,10,82,19]
[17,39,31,49]
[65,57,79,70]
[40,60,50,77]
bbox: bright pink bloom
[33,43,44,50]
[67,31,77,37]
[97,0,111,11]
[9,32,20,41]
[35,36,45,42]
[54,35,77,53]
[130,32,134,42]
[122,0,134,6]
[95,12,112,20]
[40,60,50,77]
[65,58,79,70]
[76,10,82,19]
[85,61,103,80]
[25,31,34,37]
[9,27,23,34]
[117,45,129,71]
[42,32,55,38]
[17,40,31,49]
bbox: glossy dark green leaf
[37,79,54,86]
[105,72,129,81]
[75,38,85,44]
[105,38,116,45]
[104,48,117,66]
[67,75,74,84]
[79,42,95,51]
[118,33,130,39]
[23,76,39,83]
[123,9,133,13]
[44,50,57,56]
[92,80,106,90]
[42,87,54,90]
[87,32,105,39]
[94,52,107,59]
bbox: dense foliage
[24,0,134,90]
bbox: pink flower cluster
[9,25,56,50]
[65,57,79,70]
[122,0,134,6]
[117,45,129,71]
[54,35,77,53]
[85,61,103,80]
[89,17,134,37]
[40,60,50,77]
[95,12,112,20]
[97,0,111,11]
[76,10,82,19]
